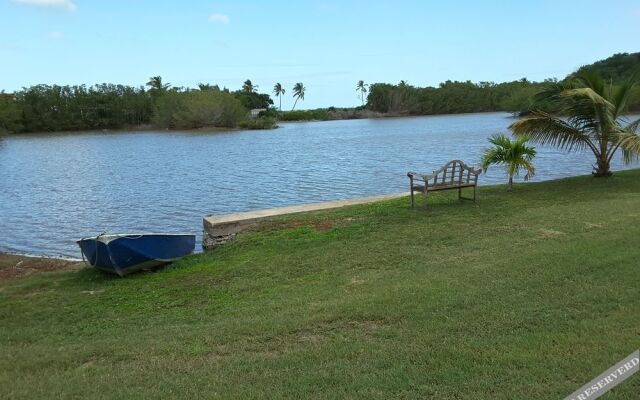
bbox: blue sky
[1,0,639,109]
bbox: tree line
[0,77,281,134]
[364,78,640,116]
[363,52,640,116]
[1,52,637,133]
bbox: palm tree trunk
[508,176,513,190]
[292,97,298,111]
[593,156,612,177]
[279,95,282,111]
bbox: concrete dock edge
[202,192,409,250]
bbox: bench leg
[458,186,478,202]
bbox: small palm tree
[273,83,285,111]
[510,71,639,177]
[292,82,305,111]
[481,134,537,190]
[356,80,368,106]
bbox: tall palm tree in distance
[356,80,368,106]
[273,83,285,111]
[292,82,305,111]
[481,133,537,190]
[510,71,639,177]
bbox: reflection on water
[0,112,637,257]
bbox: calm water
[1,112,637,257]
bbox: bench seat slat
[411,183,476,191]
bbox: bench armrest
[468,167,482,176]
[407,172,434,182]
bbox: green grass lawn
[1,171,639,399]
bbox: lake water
[1,112,637,258]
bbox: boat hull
[77,234,195,276]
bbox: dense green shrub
[153,90,246,129]
[239,117,278,130]
[278,109,329,121]
[0,93,23,133]
[0,84,153,133]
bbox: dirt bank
[0,253,84,281]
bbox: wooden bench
[407,160,481,208]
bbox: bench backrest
[430,160,481,186]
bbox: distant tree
[356,80,368,106]
[510,71,639,177]
[233,90,273,110]
[273,83,285,111]
[146,76,170,91]
[292,82,306,111]
[146,76,170,104]
[242,80,257,93]
[481,134,536,190]
[198,83,219,91]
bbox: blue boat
[77,233,196,276]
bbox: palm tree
[292,82,305,111]
[198,83,214,91]
[242,79,257,93]
[273,83,285,111]
[509,71,640,177]
[356,80,368,106]
[481,134,537,190]
[146,76,170,91]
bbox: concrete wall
[202,193,408,250]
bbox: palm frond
[611,79,637,117]
[509,111,598,154]
[573,70,606,96]
[626,117,640,134]
[616,131,640,162]
[560,88,614,110]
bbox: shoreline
[3,111,512,136]
[0,252,84,281]
[2,124,244,137]
[4,167,640,260]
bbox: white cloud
[46,31,64,40]
[208,13,229,24]
[11,0,77,12]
